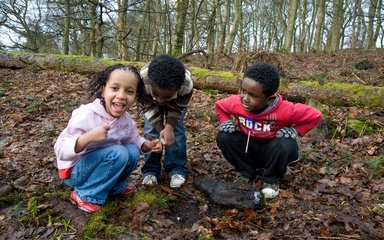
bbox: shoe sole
[70,194,99,212]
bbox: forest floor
[0,49,384,239]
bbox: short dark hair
[148,55,185,89]
[244,62,279,97]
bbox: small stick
[245,131,250,153]
[159,137,166,152]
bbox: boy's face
[240,77,275,112]
[150,83,178,105]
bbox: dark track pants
[216,131,299,184]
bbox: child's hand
[141,139,162,153]
[276,127,298,139]
[86,123,110,143]
[159,124,175,147]
[218,120,236,133]
[75,123,110,153]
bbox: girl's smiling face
[102,69,139,118]
[240,77,275,112]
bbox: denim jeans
[142,109,188,179]
[64,144,140,205]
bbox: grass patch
[131,190,176,212]
[0,192,22,209]
[83,201,121,239]
[308,72,327,84]
[366,156,384,179]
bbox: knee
[123,145,140,164]
[216,131,231,147]
[108,145,130,165]
[271,138,298,155]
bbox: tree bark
[226,0,242,54]
[62,0,70,55]
[172,0,189,56]
[117,0,129,60]
[284,0,299,52]
[326,0,344,52]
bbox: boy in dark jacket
[216,62,322,199]
[140,55,193,188]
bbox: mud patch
[167,196,225,228]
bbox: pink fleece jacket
[54,98,146,170]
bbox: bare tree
[226,0,242,54]
[0,0,54,53]
[172,0,189,56]
[284,0,299,52]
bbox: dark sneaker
[70,191,101,213]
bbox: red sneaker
[120,186,137,197]
[70,191,101,213]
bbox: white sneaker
[170,174,185,188]
[261,183,279,199]
[142,175,157,186]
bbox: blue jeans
[64,144,140,205]
[142,109,188,179]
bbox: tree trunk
[365,0,379,49]
[284,0,299,52]
[117,0,129,60]
[313,0,325,51]
[89,2,97,57]
[372,0,382,47]
[172,0,189,56]
[205,0,216,54]
[214,0,224,53]
[62,0,70,55]
[0,51,382,108]
[226,0,242,54]
[327,0,344,52]
[350,0,360,49]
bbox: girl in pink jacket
[54,64,161,212]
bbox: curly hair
[148,55,185,90]
[88,64,146,111]
[244,62,280,97]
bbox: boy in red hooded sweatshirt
[215,62,322,199]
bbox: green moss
[83,201,123,238]
[99,58,145,69]
[190,67,237,82]
[346,119,376,137]
[308,72,327,84]
[131,190,175,211]
[20,197,39,222]
[0,192,22,209]
[299,81,384,107]
[366,156,384,179]
[84,212,106,238]
[104,224,129,237]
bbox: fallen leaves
[0,67,384,239]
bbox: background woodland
[1,0,384,239]
[0,0,383,60]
